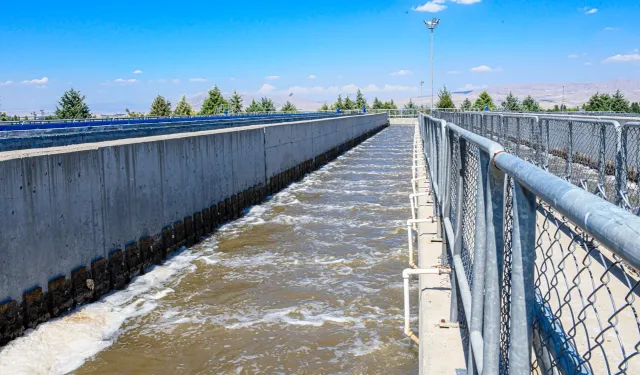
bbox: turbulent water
[0,126,417,375]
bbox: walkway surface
[413,122,467,375]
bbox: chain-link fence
[419,112,640,374]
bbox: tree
[372,97,384,109]
[384,100,397,109]
[461,98,472,111]
[199,86,227,115]
[318,103,329,111]
[631,102,640,114]
[404,99,418,109]
[473,91,497,110]
[149,95,172,116]
[343,95,356,110]
[355,89,367,109]
[501,92,521,112]
[281,101,297,112]
[174,95,195,116]
[436,86,455,109]
[0,112,9,121]
[552,104,560,112]
[228,91,243,113]
[125,108,145,117]
[610,90,630,112]
[54,88,91,119]
[333,94,344,110]
[246,99,264,112]
[260,97,275,112]
[584,92,614,112]
[521,95,541,112]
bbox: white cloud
[286,86,326,95]
[308,74,317,79]
[21,77,49,85]
[172,79,181,84]
[567,54,580,58]
[265,76,280,80]
[0,80,13,86]
[450,0,481,3]
[337,75,343,79]
[470,65,502,72]
[584,62,593,66]
[229,77,236,81]
[114,78,138,84]
[602,53,640,63]
[258,83,277,94]
[390,69,413,76]
[413,0,447,12]
[189,78,208,82]
[584,8,597,14]
[133,69,143,74]
[604,27,619,31]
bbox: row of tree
[140,86,298,117]
[317,89,406,111]
[3,86,640,121]
[434,86,640,114]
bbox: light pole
[419,81,424,109]
[424,18,440,111]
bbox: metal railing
[410,112,640,374]
[434,110,640,215]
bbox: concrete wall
[0,113,388,345]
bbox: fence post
[616,125,627,208]
[468,147,488,374]
[508,181,537,375]
[482,150,505,375]
[450,136,467,323]
[567,121,573,181]
[598,123,607,198]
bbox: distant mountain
[394,78,640,110]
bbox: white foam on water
[0,249,199,375]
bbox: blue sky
[1,0,639,113]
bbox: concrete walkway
[412,122,467,374]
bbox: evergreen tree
[404,99,418,109]
[552,104,560,112]
[174,95,195,116]
[0,112,9,121]
[631,102,640,114]
[501,92,521,112]
[54,88,91,119]
[280,101,297,112]
[246,99,264,112]
[333,94,344,110]
[149,95,172,116]
[584,93,612,112]
[473,91,497,110]
[436,86,455,109]
[228,91,243,113]
[125,108,145,117]
[521,95,541,112]
[260,97,275,112]
[343,95,356,110]
[199,86,227,115]
[610,90,630,112]
[355,89,367,109]
[372,97,384,110]
[384,100,398,109]
[319,103,330,111]
[461,98,472,111]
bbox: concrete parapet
[0,113,388,346]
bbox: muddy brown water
[1,126,418,375]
